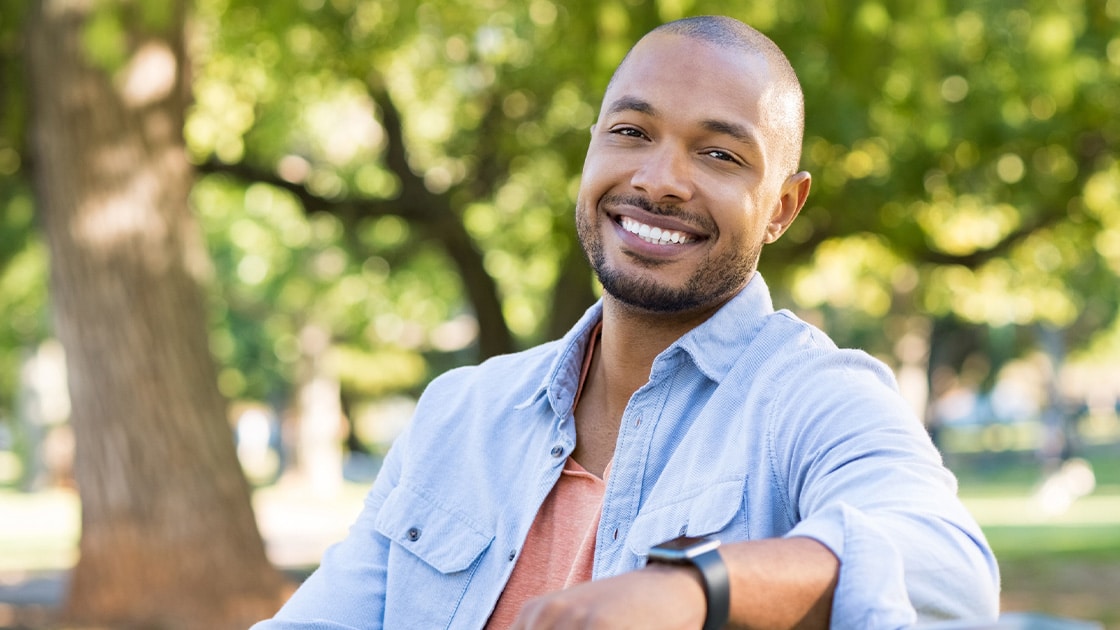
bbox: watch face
[648,535,721,561]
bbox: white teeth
[620,216,693,245]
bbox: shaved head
[607,16,805,178]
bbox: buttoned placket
[487,400,576,620]
[593,399,660,574]
[592,352,684,577]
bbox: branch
[195,158,405,225]
[919,209,1067,268]
[195,83,515,358]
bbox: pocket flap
[626,475,746,557]
[374,484,493,574]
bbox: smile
[619,216,696,245]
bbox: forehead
[602,33,774,125]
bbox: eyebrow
[700,119,760,150]
[605,95,656,117]
[604,95,761,150]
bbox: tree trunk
[26,0,289,627]
[546,244,596,342]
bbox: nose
[630,143,693,202]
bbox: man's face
[576,32,801,316]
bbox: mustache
[602,194,717,234]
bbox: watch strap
[646,536,730,630]
[692,547,730,630]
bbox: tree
[182,0,1119,450]
[25,0,287,626]
[2,5,1118,626]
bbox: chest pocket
[375,484,494,628]
[626,475,748,560]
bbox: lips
[603,193,708,243]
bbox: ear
[763,171,811,244]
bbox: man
[254,15,1000,629]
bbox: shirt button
[550,445,564,457]
[508,550,517,561]
[406,527,421,541]
[634,417,641,427]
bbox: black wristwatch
[645,535,730,630]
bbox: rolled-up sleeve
[774,351,1001,627]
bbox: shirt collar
[521,300,604,418]
[668,273,775,383]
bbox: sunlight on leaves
[791,235,901,317]
[81,6,128,72]
[925,260,1078,326]
[331,345,427,397]
[917,196,1021,256]
[1029,13,1078,58]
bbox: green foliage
[0,192,48,414]
[3,0,1119,422]
[184,0,656,401]
[728,0,1120,367]
[0,3,44,417]
[0,1,29,146]
[79,1,184,73]
[191,175,467,401]
[81,5,130,71]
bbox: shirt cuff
[786,501,918,629]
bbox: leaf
[81,6,129,72]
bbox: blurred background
[1,0,1118,628]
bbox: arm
[721,537,838,628]
[776,353,999,626]
[511,537,836,630]
[512,352,997,629]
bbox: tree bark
[26,0,289,627]
[546,243,596,342]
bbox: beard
[576,194,760,314]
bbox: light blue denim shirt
[253,274,1000,630]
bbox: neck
[569,291,733,477]
[593,293,727,406]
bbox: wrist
[642,563,707,627]
[646,536,730,630]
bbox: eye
[703,149,743,165]
[610,126,648,140]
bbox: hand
[509,564,707,630]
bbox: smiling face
[576,31,809,317]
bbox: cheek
[719,195,769,243]
[581,146,628,188]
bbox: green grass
[952,445,1120,628]
[984,523,1120,560]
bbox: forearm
[512,536,838,630]
[638,536,838,630]
[721,536,838,629]
[632,536,837,630]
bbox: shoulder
[745,310,913,437]
[384,340,564,483]
[410,339,564,429]
[756,309,897,387]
